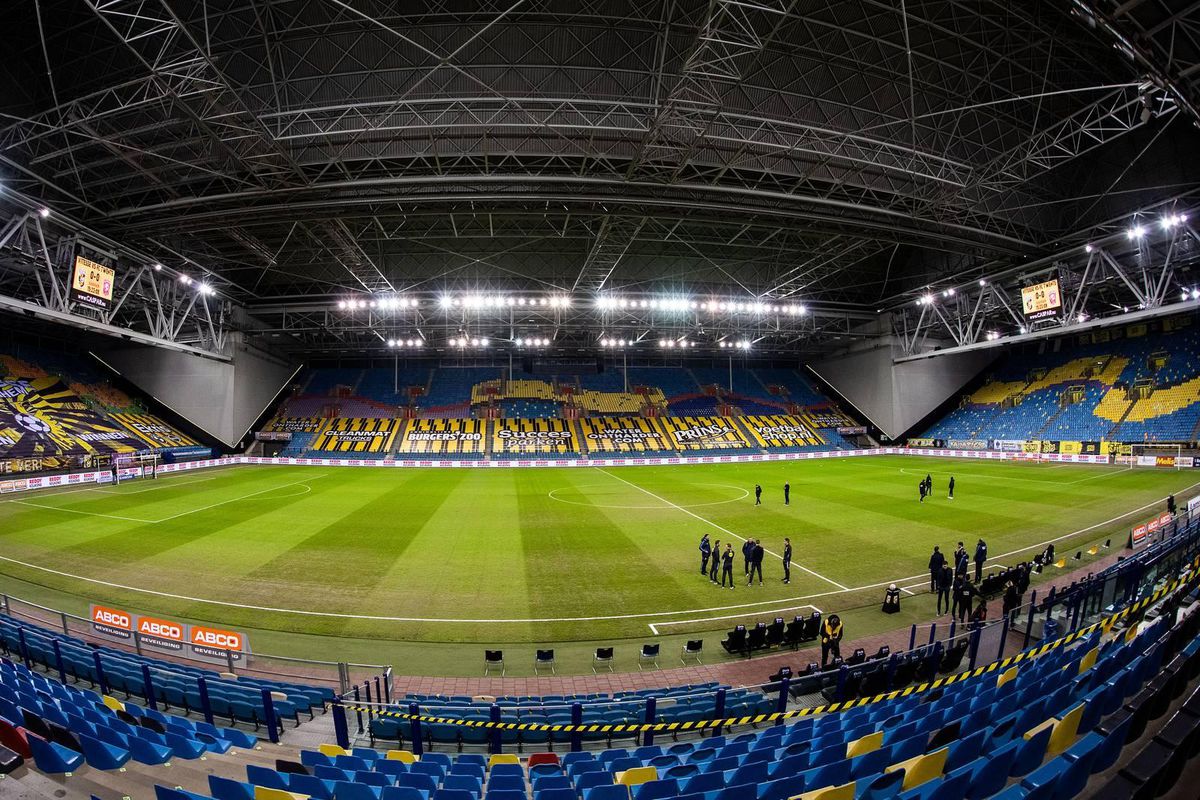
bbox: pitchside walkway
[381,554,1121,698]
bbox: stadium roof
[1,1,1199,357]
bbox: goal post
[1128,443,1186,469]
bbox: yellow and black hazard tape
[345,560,1200,735]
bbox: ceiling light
[179,275,191,285]
[38,208,49,218]
[1127,225,1145,239]
[153,263,163,271]
[1084,245,1093,253]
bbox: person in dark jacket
[954,542,968,577]
[973,538,988,582]
[720,544,735,588]
[820,614,844,667]
[955,579,975,623]
[948,475,955,499]
[782,537,792,584]
[742,539,753,574]
[708,539,721,583]
[1002,579,1020,621]
[699,534,712,575]
[919,480,926,503]
[748,539,765,585]
[755,484,762,505]
[936,564,954,615]
[783,481,790,505]
[928,546,945,591]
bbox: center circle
[548,482,749,509]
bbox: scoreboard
[70,255,115,311]
[1021,278,1062,320]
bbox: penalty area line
[593,466,850,591]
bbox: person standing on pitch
[948,475,955,500]
[925,474,932,495]
[919,479,926,503]
[748,539,764,585]
[699,534,712,576]
[782,537,792,584]
[708,539,721,583]
[974,538,988,582]
[784,481,791,505]
[755,484,762,505]
[936,563,953,615]
[928,545,945,591]
[741,539,753,575]
[820,614,843,667]
[954,541,968,577]
[720,543,735,588]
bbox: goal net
[1128,443,1186,469]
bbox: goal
[113,452,161,483]
[1128,443,1186,469]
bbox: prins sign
[89,604,250,664]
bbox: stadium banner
[87,603,250,663]
[135,616,187,654]
[255,431,293,441]
[947,439,988,450]
[1128,511,1174,550]
[1058,441,1083,455]
[990,439,1025,451]
[90,604,133,640]
[836,426,867,435]
[1189,496,1200,521]
[907,438,944,448]
[1022,441,1041,453]
[188,625,250,664]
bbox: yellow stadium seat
[1077,647,1099,675]
[1023,703,1084,757]
[885,748,948,791]
[845,731,883,758]
[1126,626,1141,644]
[318,743,347,758]
[488,753,520,768]
[387,750,416,763]
[792,782,856,800]
[616,766,657,787]
[255,789,308,800]
[996,665,1019,689]
[102,695,125,713]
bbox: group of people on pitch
[928,539,1028,624]
[919,473,954,502]
[699,533,793,588]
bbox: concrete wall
[810,337,996,440]
[95,334,298,448]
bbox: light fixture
[978,279,987,286]
[1084,244,1093,253]
[1127,225,1145,239]
[153,263,163,271]
[38,208,49,218]
[178,275,191,285]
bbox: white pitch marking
[648,604,820,635]
[593,466,850,591]
[92,475,217,495]
[149,474,329,522]
[7,500,156,524]
[0,476,1194,626]
[547,483,749,510]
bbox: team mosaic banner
[0,377,144,460]
[88,603,250,664]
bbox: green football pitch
[0,456,1197,675]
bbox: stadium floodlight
[179,275,191,285]
[337,300,347,310]
[439,294,453,309]
[979,278,987,286]
[1084,244,1093,253]
[38,207,49,218]
[153,263,163,271]
[1019,326,1028,334]
[1078,313,1088,323]
[1127,225,1145,239]
[199,283,214,295]
[947,287,956,296]
[1192,289,1200,300]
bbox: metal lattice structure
[0,0,1198,357]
